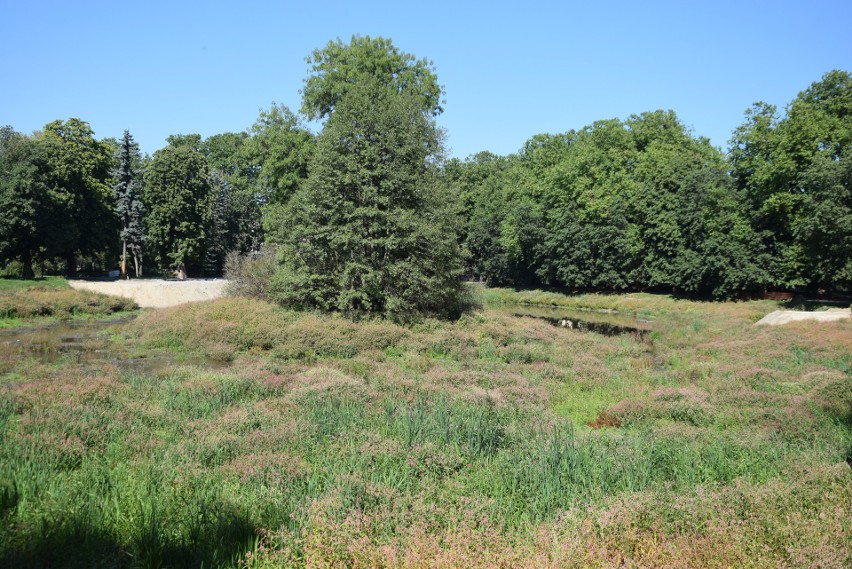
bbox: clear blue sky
[2,1,850,159]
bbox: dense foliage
[301,35,444,120]
[143,144,211,277]
[270,81,466,320]
[452,111,774,297]
[0,37,849,298]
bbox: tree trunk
[21,250,34,279]
[133,253,142,278]
[121,240,128,279]
[65,251,77,279]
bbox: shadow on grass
[0,502,257,569]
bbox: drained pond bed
[0,293,849,568]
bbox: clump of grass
[0,288,136,324]
[132,297,411,359]
[480,286,779,321]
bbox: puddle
[0,317,228,374]
[495,305,651,338]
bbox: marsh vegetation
[0,282,849,567]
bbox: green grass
[0,292,849,567]
[0,276,69,290]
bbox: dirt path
[68,279,228,308]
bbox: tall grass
[1,290,850,566]
[0,287,137,327]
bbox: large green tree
[143,144,210,277]
[272,81,465,320]
[792,151,852,289]
[461,111,771,297]
[247,104,315,206]
[200,131,263,258]
[38,119,116,277]
[730,69,852,290]
[0,127,49,277]
[301,35,444,120]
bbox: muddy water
[0,317,227,374]
[496,305,652,338]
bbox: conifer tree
[272,81,466,320]
[113,130,146,277]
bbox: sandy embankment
[68,279,228,308]
[754,308,851,326]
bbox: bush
[224,247,277,301]
[0,288,136,320]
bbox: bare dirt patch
[754,308,851,326]
[68,279,228,308]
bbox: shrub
[223,247,277,302]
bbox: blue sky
[2,1,850,159]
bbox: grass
[0,278,137,328]
[0,276,70,291]
[0,291,849,567]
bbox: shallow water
[494,305,651,337]
[0,317,227,373]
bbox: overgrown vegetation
[0,291,848,566]
[0,278,136,327]
[269,80,468,320]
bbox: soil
[68,279,228,308]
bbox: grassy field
[0,287,849,567]
[0,276,70,291]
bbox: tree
[0,127,49,277]
[444,152,511,278]
[674,167,771,297]
[112,130,146,277]
[143,144,210,278]
[730,70,852,289]
[627,111,722,289]
[38,119,116,277]
[272,81,465,320]
[792,152,852,290]
[200,131,264,256]
[538,119,643,290]
[301,35,444,120]
[247,103,314,206]
[202,169,231,276]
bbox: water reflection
[495,305,651,337]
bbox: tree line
[1,36,850,315]
[451,70,850,297]
[0,105,313,279]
